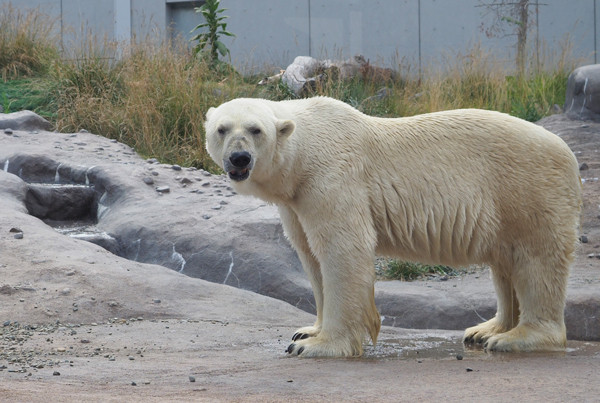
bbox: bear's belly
[371,196,495,266]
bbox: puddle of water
[29,183,92,188]
[362,336,600,361]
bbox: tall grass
[0,5,58,80]
[0,6,576,171]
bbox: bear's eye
[217,127,226,135]
[249,127,261,135]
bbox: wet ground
[2,318,599,402]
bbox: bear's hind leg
[484,254,569,352]
[463,266,519,345]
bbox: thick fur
[205,97,582,357]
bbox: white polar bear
[205,96,582,358]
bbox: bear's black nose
[229,151,251,168]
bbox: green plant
[190,0,235,69]
[382,260,456,281]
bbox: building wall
[1,0,597,74]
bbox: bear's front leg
[286,215,381,357]
[278,206,324,342]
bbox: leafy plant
[190,0,235,68]
[382,260,457,281]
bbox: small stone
[456,354,463,360]
[151,171,159,176]
[143,177,154,185]
[172,164,182,171]
[80,339,90,344]
[580,163,589,171]
[155,186,170,193]
[57,347,66,352]
[466,367,474,372]
[189,375,196,383]
[110,139,118,143]
[4,128,13,134]
[128,356,135,360]
[9,227,22,233]
[180,177,193,185]
[3,321,10,326]
[79,129,89,133]
[146,158,159,164]
[53,371,60,376]
[131,381,137,386]
[211,205,222,210]
[13,233,23,239]
[201,182,210,187]
[153,299,161,304]
[580,235,589,243]
[588,253,596,259]
[202,214,211,220]
[60,288,71,295]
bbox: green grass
[381,260,458,281]
[0,78,56,118]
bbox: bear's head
[204,98,295,187]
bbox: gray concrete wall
[1,0,597,74]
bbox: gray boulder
[564,64,600,121]
[0,110,53,131]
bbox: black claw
[300,333,309,340]
[287,343,295,354]
[297,346,304,355]
[292,333,300,341]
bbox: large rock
[1,111,599,340]
[281,55,396,95]
[0,110,53,131]
[564,64,600,121]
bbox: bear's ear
[205,107,216,123]
[276,119,295,138]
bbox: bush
[0,5,58,80]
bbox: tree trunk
[516,0,529,76]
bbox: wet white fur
[205,97,582,357]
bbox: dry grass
[0,4,58,80]
[0,6,577,171]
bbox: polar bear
[204,96,581,358]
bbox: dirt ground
[0,113,599,402]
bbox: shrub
[0,4,58,80]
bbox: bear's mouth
[228,167,250,181]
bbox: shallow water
[363,335,600,361]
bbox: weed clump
[0,5,58,80]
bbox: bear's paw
[483,323,566,352]
[286,335,362,358]
[291,325,321,342]
[463,317,509,345]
